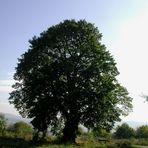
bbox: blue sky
[0,0,148,122]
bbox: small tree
[0,113,6,136]
[136,125,148,138]
[114,123,135,139]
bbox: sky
[0,0,148,123]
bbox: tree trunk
[62,117,79,143]
[32,130,39,143]
[39,129,47,142]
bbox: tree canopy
[9,19,132,143]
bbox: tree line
[114,123,148,139]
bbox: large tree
[9,20,132,143]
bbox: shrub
[114,123,135,139]
[8,121,33,140]
[0,113,7,136]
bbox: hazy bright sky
[0,0,148,123]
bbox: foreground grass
[132,145,148,148]
[0,135,148,148]
[35,137,148,148]
[0,135,113,148]
[36,137,109,148]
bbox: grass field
[0,135,148,148]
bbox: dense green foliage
[0,114,6,136]
[8,121,33,139]
[9,19,132,143]
[114,123,148,140]
[114,123,135,139]
[92,127,111,138]
[136,125,148,138]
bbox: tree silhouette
[9,20,132,143]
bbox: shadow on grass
[0,136,88,148]
[31,138,80,148]
[0,136,34,148]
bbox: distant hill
[0,112,31,125]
